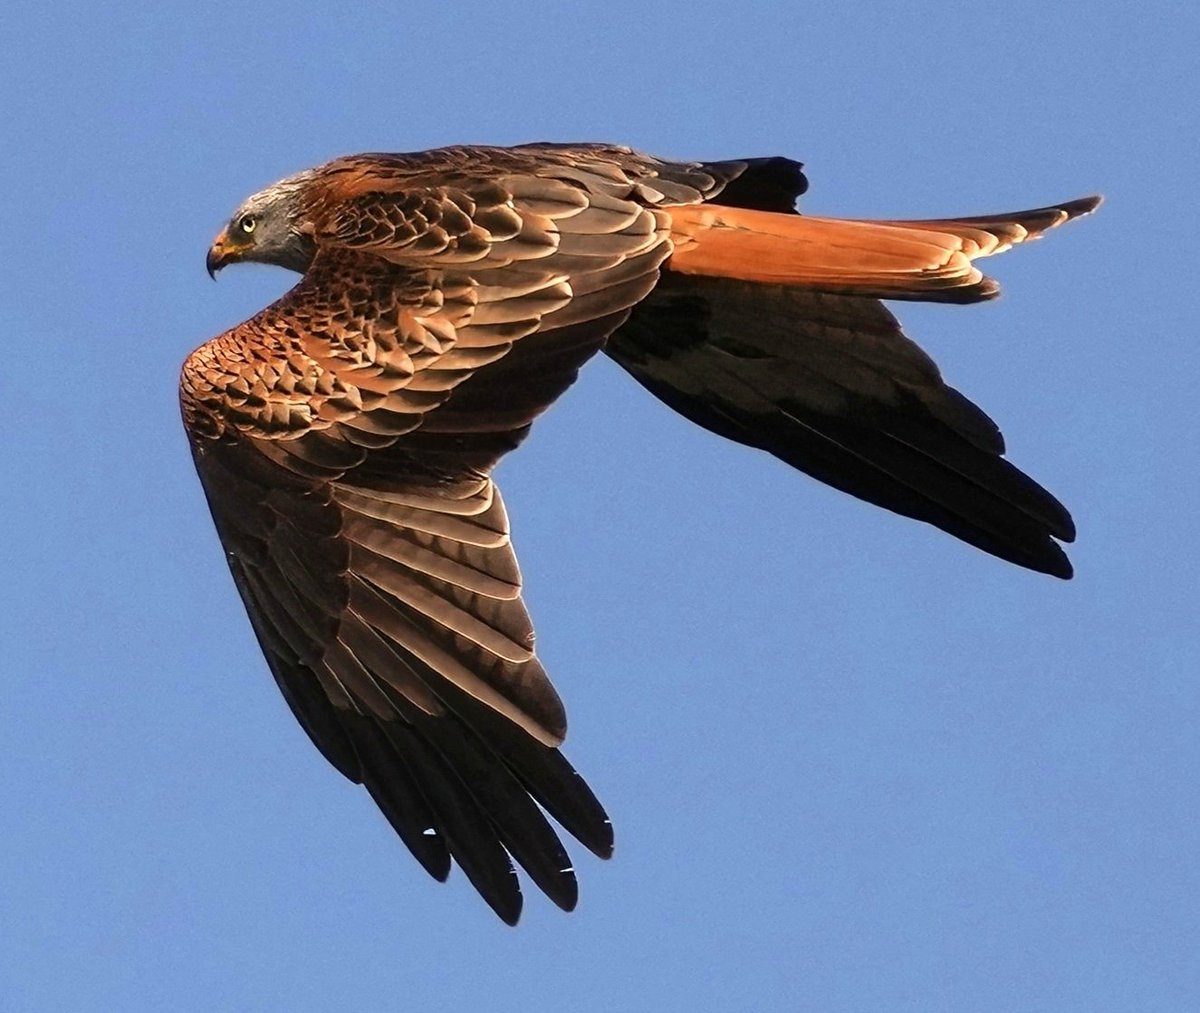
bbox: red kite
[185,142,1099,922]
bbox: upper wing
[191,443,611,924]
[607,274,1075,577]
[182,170,677,922]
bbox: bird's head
[206,173,318,278]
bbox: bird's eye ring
[239,215,257,234]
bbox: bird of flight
[186,142,1099,923]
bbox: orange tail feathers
[666,195,1101,303]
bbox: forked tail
[667,195,1101,303]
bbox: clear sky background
[1,3,1196,1011]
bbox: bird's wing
[182,170,676,923]
[607,275,1076,577]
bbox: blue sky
[2,3,1196,1010]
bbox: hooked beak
[206,226,239,279]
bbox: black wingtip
[1044,553,1074,581]
[589,820,615,861]
[490,889,523,927]
[549,870,580,913]
[1018,537,1073,580]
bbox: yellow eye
[239,215,257,234]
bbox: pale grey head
[206,170,319,278]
